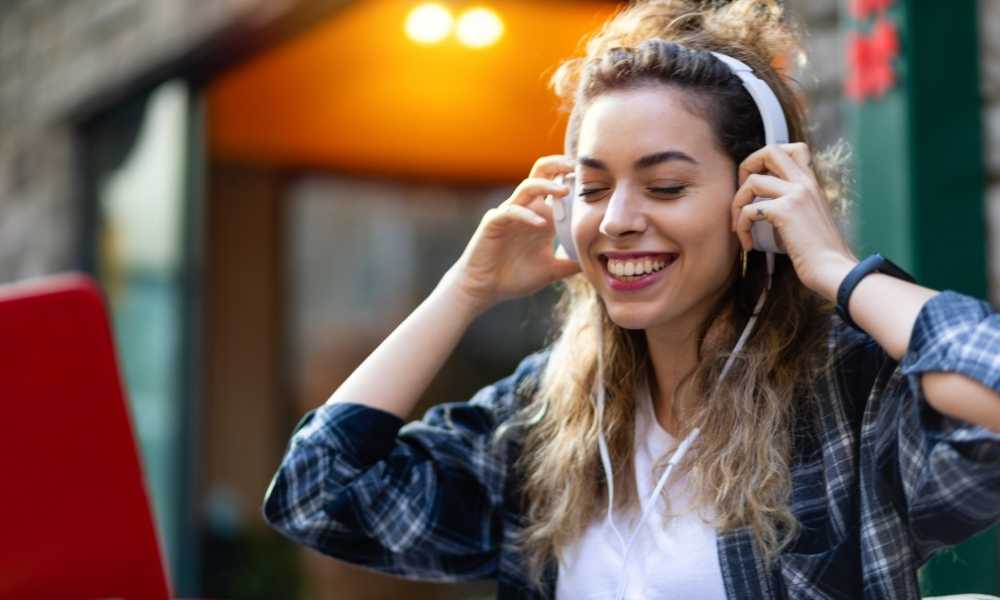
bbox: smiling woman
[517,12,848,595]
[261,1,1000,599]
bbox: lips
[600,252,678,291]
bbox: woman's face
[572,85,741,335]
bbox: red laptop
[0,273,196,600]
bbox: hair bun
[583,0,802,75]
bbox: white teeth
[606,256,674,278]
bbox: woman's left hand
[731,142,859,301]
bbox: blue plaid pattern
[263,290,1000,599]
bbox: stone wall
[0,0,325,283]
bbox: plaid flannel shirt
[263,290,1000,599]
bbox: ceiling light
[456,7,504,48]
[405,3,454,45]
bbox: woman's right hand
[444,155,581,316]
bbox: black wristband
[836,253,916,332]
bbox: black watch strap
[836,253,916,332]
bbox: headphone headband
[708,51,789,146]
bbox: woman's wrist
[435,265,494,323]
[810,252,860,304]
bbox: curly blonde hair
[497,0,853,586]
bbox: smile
[600,253,678,291]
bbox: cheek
[654,206,719,245]
[681,190,737,242]
[571,201,602,246]
[571,203,607,280]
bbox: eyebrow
[578,150,699,171]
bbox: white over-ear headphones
[551,50,789,267]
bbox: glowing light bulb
[405,3,453,45]
[456,7,504,48]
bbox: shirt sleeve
[261,350,548,582]
[889,290,1000,561]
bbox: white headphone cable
[599,259,773,600]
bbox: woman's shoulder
[505,348,552,399]
[466,348,552,422]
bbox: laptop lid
[0,273,171,600]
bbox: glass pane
[93,80,190,580]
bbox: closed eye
[578,185,687,199]
[649,186,686,195]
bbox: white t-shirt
[555,380,727,600]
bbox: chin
[602,302,669,331]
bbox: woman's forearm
[921,372,1000,432]
[324,268,484,420]
[814,254,1000,431]
[813,254,938,362]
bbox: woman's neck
[645,327,700,437]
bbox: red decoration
[845,15,899,101]
[850,0,894,21]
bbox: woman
[262,1,1000,598]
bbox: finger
[528,196,555,222]
[730,173,796,230]
[496,203,548,227]
[547,255,582,280]
[506,178,570,207]
[782,142,811,172]
[738,143,808,186]
[529,155,577,179]
[735,197,783,251]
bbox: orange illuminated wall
[208,0,621,183]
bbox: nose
[598,186,646,239]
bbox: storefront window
[83,79,196,590]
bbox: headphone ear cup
[552,173,579,262]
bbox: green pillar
[844,0,996,594]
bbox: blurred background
[0,0,997,598]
